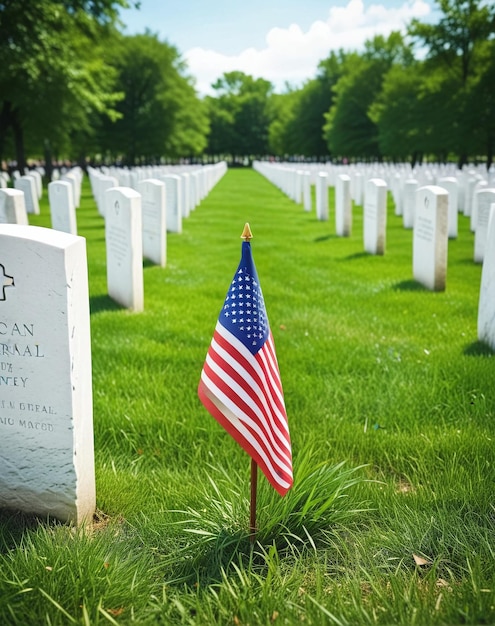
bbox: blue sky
[119,0,436,95]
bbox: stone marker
[474,189,495,263]
[105,187,144,311]
[138,179,166,267]
[0,189,28,225]
[161,174,182,234]
[181,173,191,218]
[478,203,495,350]
[303,171,312,212]
[14,176,40,215]
[437,177,458,239]
[48,180,77,235]
[0,224,95,524]
[364,178,387,255]
[315,172,328,221]
[413,185,448,291]
[335,174,351,236]
[403,179,418,229]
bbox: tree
[0,0,136,174]
[99,32,208,164]
[206,72,273,159]
[408,0,495,167]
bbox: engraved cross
[0,264,14,301]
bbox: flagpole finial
[241,223,253,241]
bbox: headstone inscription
[474,189,495,263]
[0,224,95,524]
[335,174,351,237]
[413,185,448,291]
[48,180,77,235]
[0,189,28,225]
[14,176,40,215]
[105,187,144,311]
[478,204,495,350]
[364,178,387,255]
[138,179,166,267]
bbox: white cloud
[186,0,431,96]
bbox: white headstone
[181,173,191,218]
[27,171,42,200]
[302,171,312,212]
[413,185,448,291]
[470,180,489,232]
[0,224,95,524]
[364,178,387,255]
[474,189,495,263]
[437,177,458,239]
[478,204,495,349]
[335,174,351,237]
[138,179,166,267]
[105,187,144,311]
[0,189,28,225]
[315,173,328,221]
[403,179,418,229]
[14,176,40,215]
[161,175,183,234]
[48,181,77,235]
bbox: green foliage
[99,31,208,163]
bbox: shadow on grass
[463,340,494,357]
[339,251,370,261]
[392,279,428,292]
[90,294,122,314]
[0,509,61,553]
[313,234,338,243]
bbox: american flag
[198,239,293,496]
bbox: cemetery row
[253,160,495,353]
[0,161,226,525]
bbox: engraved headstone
[413,186,448,291]
[478,204,495,349]
[303,171,312,212]
[364,178,387,255]
[181,173,191,218]
[0,189,28,225]
[315,172,328,221]
[138,179,166,267]
[335,174,351,237]
[161,174,182,234]
[105,187,144,311]
[48,181,77,235]
[0,224,95,524]
[474,189,495,263]
[14,176,40,215]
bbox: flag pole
[241,223,257,543]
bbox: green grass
[1,168,494,625]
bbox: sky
[118,0,437,96]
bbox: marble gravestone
[364,178,387,255]
[105,187,144,311]
[14,176,40,215]
[315,172,328,221]
[48,180,77,235]
[138,178,166,267]
[413,185,448,291]
[335,174,351,237]
[403,179,418,229]
[161,174,183,234]
[474,189,495,263]
[478,204,495,350]
[0,189,28,225]
[0,224,95,524]
[302,171,312,212]
[437,177,458,239]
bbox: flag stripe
[202,336,292,473]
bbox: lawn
[1,167,494,625]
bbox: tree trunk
[486,136,493,172]
[11,109,26,175]
[43,139,53,182]
[0,101,13,168]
